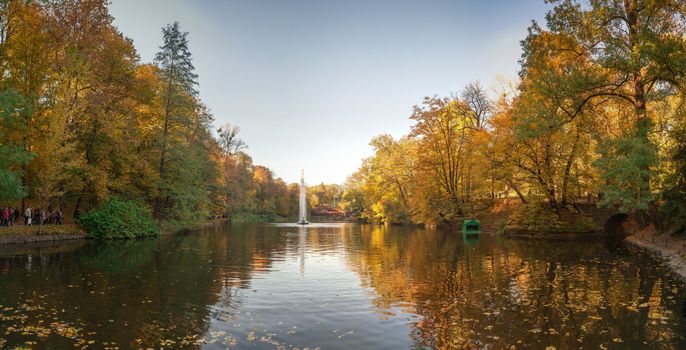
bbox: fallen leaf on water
[247,330,256,342]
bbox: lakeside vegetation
[0,0,311,233]
[77,198,158,239]
[341,0,686,235]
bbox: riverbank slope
[626,225,686,281]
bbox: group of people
[1,207,20,226]
[0,206,64,226]
[24,207,64,226]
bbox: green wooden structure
[462,219,480,234]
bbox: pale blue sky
[109,0,549,184]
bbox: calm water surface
[0,223,685,349]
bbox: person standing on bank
[1,207,9,226]
[24,207,32,226]
[34,208,41,225]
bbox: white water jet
[297,169,309,225]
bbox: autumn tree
[363,135,415,223]
[486,97,530,205]
[52,0,144,212]
[458,81,492,205]
[341,167,371,220]
[513,36,596,210]
[524,0,686,211]
[410,96,471,223]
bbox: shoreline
[505,232,602,240]
[0,219,230,245]
[0,225,86,245]
[624,225,686,282]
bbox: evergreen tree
[153,21,199,219]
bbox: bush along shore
[77,198,159,239]
[501,202,600,239]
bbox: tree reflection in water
[344,225,686,349]
[0,223,684,349]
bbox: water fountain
[297,169,309,225]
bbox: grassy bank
[0,219,230,245]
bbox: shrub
[504,202,599,237]
[78,198,159,239]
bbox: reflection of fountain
[299,225,306,276]
[297,169,309,225]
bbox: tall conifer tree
[153,21,198,219]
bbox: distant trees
[308,183,344,212]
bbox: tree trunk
[548,189,559,212]
[507,180,528,204]
[450,192,464,219]
[396,180,408,209]
[626,0,652,203]
[561,127,581,206]
[74,196,81,220]
[154,72,174,220]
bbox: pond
[0,223,685,349]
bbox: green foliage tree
[595,118,659,211]
[0,90,33,201]
[661,123,686,228]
